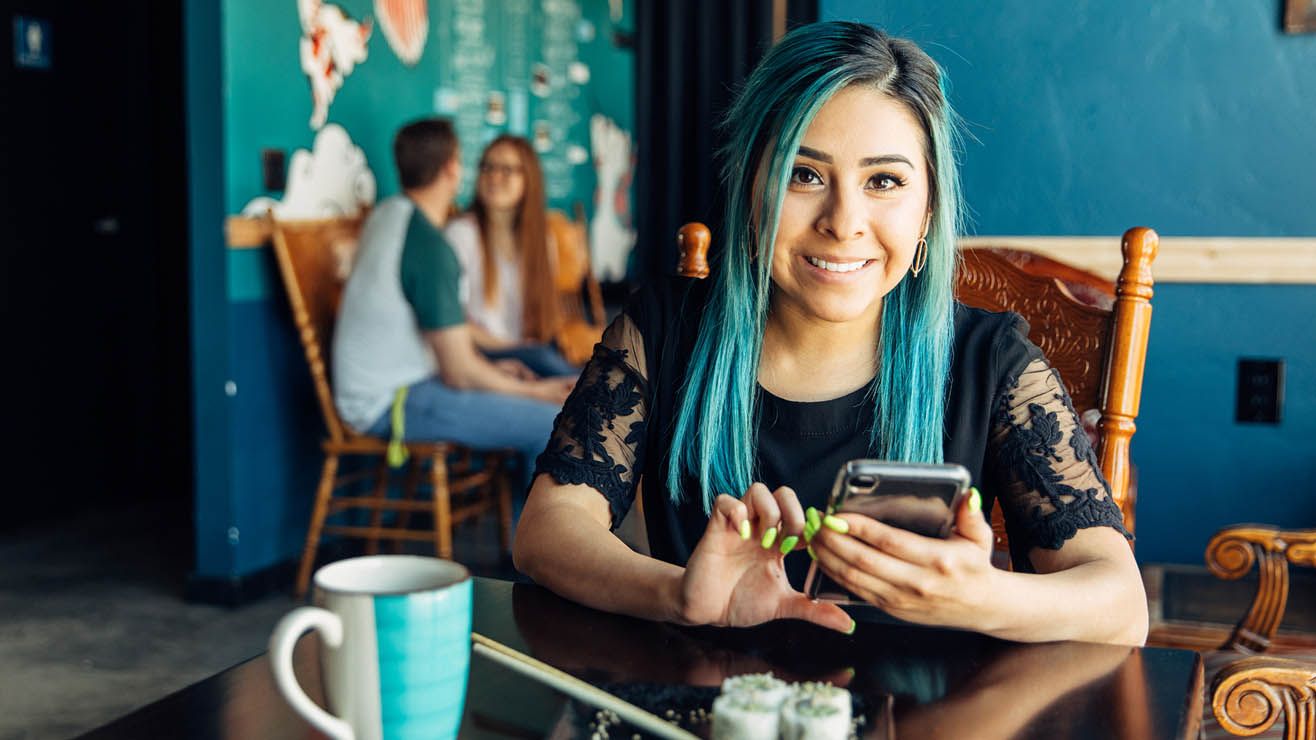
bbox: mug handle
[269,606,354,740]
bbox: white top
[331,196,440,431]
[444,213,524,344]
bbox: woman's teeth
[806,256,868,273]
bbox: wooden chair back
[673,224,1158,560]
[956,249,1113,444]
[269,215,367,443]
[548,206,606,365]
[549,208,590,294]
[957,227,1158,555]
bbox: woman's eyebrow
[796,146,914,169]
[860,154,914,168]
[797,145,833,163]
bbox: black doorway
[0,2,191,531]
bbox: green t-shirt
[399,210,465,331]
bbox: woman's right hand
[678,483,853,633]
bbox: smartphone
[804,460,972,603]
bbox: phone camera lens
[852,475,877,489]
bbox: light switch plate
[1236,358,1284,424]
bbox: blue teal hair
[667,22,965,512]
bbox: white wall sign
[13,16,52,70]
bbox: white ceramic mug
[269,555,472,740]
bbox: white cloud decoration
[242,124,376,219]
[589,114,637,282]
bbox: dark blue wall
[823,0,1316,562]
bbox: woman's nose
[816,190,865,242]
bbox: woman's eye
[868,173,907,191]
[789,166,822,186]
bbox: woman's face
[476,143,526,212]
[769,85,931,326]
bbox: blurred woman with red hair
[445,135,578,378]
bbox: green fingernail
[969,487,982,514]
[779,535,799,554]
[761,527,778,549]
[806,507,822,531]
[803,523,817,542]
[807,545,816,560]
[844,667,856,679]
[739,520,751,540]
[822,515,849,534]
[845,619,856,635]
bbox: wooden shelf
[959,235,1316,285]
[226,216,272,248]
[223,216,1316,285]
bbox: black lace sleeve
[533,314,648,529]
[988,358,1131,554]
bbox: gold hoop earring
[911,238,928,278]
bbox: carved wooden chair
[954,228,1158,562]
[1190,527,1316,739]
[951,240,1316,740]
[963,238,1316,737]
[547,206,607,366]
[269,216,513,597]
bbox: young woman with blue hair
[514,21,1147,646]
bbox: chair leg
[296,454,339,598]
[365,459,390,555]
[496,455,513,553]
[393,456,423,554]
[430,452,453,559]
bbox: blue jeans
[367,377,562,521]
[483,343,579,378]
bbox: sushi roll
[711,692,781,740]
[779,693,851,740]
[720,672,792,709]
[790,682,851,717]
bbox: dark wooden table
[80,577,1203,739]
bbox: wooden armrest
[1206,526,1316,653]
[1211,655,1316,738]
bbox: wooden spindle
[1098,226,1158,537]
[676,222,711,279]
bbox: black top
[536,277,1128,585]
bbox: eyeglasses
[478,162,524,177]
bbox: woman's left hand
[494,358,538,381]
[810,489,1001,630]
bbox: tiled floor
[0,501,515,740]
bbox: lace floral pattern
[990,358,1130,550]
[534,315,648,528]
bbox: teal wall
[225,0,634,302]
[187,0,634,580]
[823,0,1316,563]
[222,0,634,216]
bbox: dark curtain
[631,0,818,286]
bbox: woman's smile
[800,254,878,278]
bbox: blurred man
[332,118,572,501]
